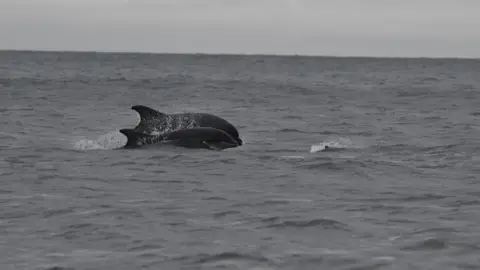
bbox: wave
[400,237,448,251]
[261,217,349,230]
[374,143,462,153]
[170,251,274,267]
[194,251,271,264]
[299,158,367,171]
[277,128,309,133]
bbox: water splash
[72,131,126,150]
[310,138,352,153]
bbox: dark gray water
[1,51,480,270]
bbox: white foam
[280,155,305,159]
[372,256,396,262]
[72,131,126,150]
[310,138,352,153]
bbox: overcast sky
[0,0,479,58]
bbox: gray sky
[1,0,479,58]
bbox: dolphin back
[162,127,236,143]
[119,127,239,149]
[196,114,241,144]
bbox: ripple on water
[300,159,368,172]
[400,237,448,251]
[42,267,75,270]
[170,251,276,269]
[260,217,350,231]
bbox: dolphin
[130,105,243,146]
[119,127,240,150]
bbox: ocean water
[1,51,480,270]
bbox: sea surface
[1,51,480,270]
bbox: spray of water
[72,131,127,151]
[310,138,352,153]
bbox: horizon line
[1,48,479,61]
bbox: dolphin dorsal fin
[131,105,165,120]
[119,128,143,148]
[119,128,160,148]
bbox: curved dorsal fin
[119,128,161,148]
[119,128,142,148]
[131,105,168,134]
[131,105,165,120]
